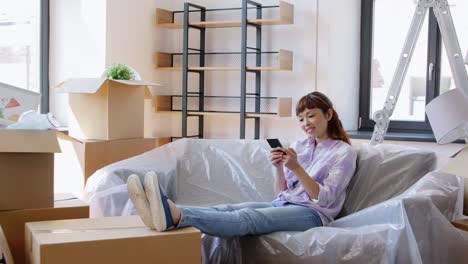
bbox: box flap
[56,131,84,143]
[55,78,107,94]
[109,79,161,87]
[450,146,468,158]
[0,226,13,264]
[0,129,61,153]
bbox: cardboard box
[440,146,468,215]
[0,194,89,264]
[0,129,61,210]
[25,216,201,264]
[54,135,171,195]
[452,218,468,232]
[56,78,158,140]
[0,226,13,264]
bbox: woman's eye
[308,115,314,118]
[299,118,304,122]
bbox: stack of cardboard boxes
[1,78,201,263]
[0,129,90,264]
[17,78,200,264]
[54,78,171,195]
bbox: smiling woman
[127,91,357,237]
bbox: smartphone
[267,138,286,155]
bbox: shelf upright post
[199,7,206,138]
[240,0,249,139]
[182,2,190,138]
[241,0,262,139]
[254,3,262,139]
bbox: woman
[127,92,357,236]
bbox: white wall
[49,0,361,141]
[318,0,361,131]
[49,0,107,125]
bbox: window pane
[0,0,41,93]
[440,0,466,95]
[371,0,428,122]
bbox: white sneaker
[144,171,174,232]
[127,174,156,229]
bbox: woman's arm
[291,165,320,200]
[274,167,287,194]
[282,148,320,200]
[270,147,287,194]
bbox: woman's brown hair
[296,92,351,144]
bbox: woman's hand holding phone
[270,147,286,168]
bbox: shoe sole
[127,174,156,229]
[144,171,167,232]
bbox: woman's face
[297,107,332,140]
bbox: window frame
[358,0,442,133]
[40,0,50,113]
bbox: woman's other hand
[282,148,300,171]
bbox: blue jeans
[176,202,323,237]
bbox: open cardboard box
[0,225,13,264]
[56,78,159,141]
[25,216,201,264]
[0,129,61,210]
[55,132,171,195]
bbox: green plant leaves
[106,63,133,80]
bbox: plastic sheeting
[83,139,468,263]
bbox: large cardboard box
[440,146,468,215]
[0,194,89,264]
[56,78,157,140]
[0,129,61,210]
[54,135,171,195]
[25,216,201,264]
[0,226,13,264]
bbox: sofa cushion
[337,143,437,218]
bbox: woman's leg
[176,204,322,237]
[178,202,275,213]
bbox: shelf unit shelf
[155,1,293,29]
[153,95,292,118]
[154,0,294,139]
[154,50,293,71]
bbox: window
[359,0,466,133]
[0,0,49,113]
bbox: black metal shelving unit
[157,0,292,140]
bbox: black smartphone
[267,138,286,154]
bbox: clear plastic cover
[83,139,468,263]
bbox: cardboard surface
[0,130,60,153]
[0,130,61,210]
[0,195,88,264]
[0,226,13,264]
[26,216,201,264]
[452,219,468,232]
[0,153,54,211]
[440,146,468,215]
[55,137,171,195]
[57,78,157,140]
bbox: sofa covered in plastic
[83,139,468,263]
